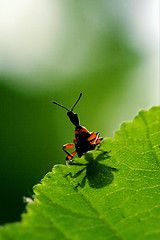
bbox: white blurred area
[0,0,159,100]
[108,0,159,106]
[0,0,64,77]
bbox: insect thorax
[75,126,95,157]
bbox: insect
[52,93,103,165]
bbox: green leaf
[0,106,160,240]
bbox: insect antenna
[52,101,70,111]
[71,93,82,111]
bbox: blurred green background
[0,0,159,224]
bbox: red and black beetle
[52,93,103,165]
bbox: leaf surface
[0,106,160,240]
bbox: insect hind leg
[88,132,103,146]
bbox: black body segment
[75,126,96,157]
[67,112,80,127]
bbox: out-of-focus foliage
[0,0,158,224]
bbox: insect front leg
[66,150,76,165]
[63,143,76,165]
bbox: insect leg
[66,149,77,165]
[88,132,103,145]
[93,132,99,144]
[95,137,103,144]
[93,133,103,145]
[88,132,97,142]
[63,143,75,158]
